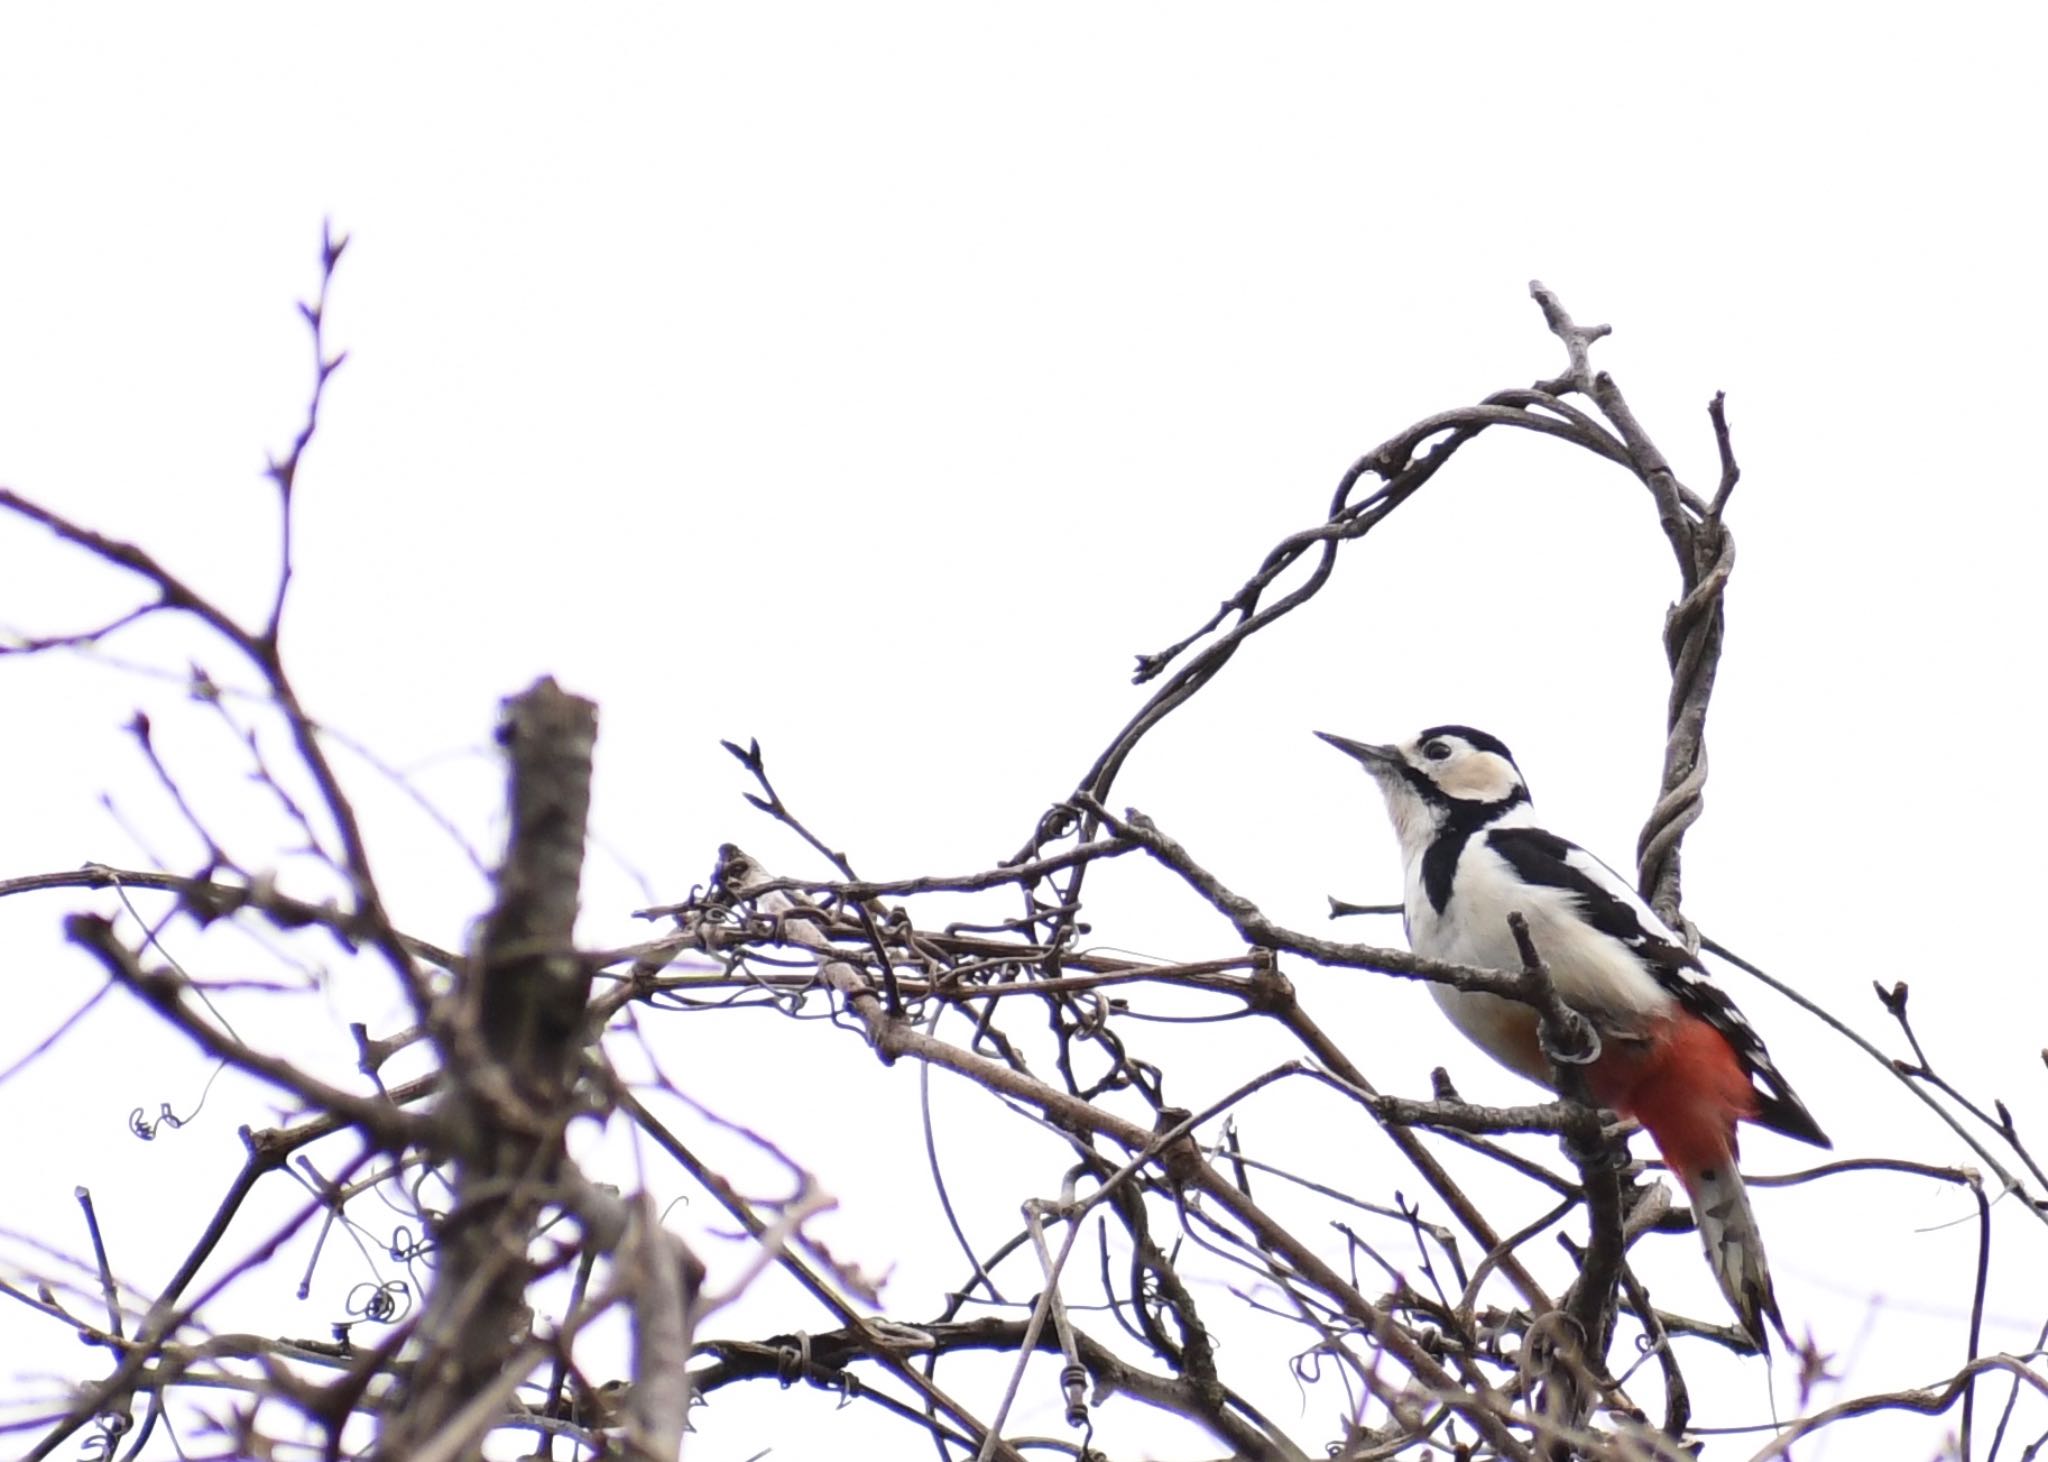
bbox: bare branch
[6,270,2025,1462]
[380,677,599,1455]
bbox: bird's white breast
[1405,834,1676,1086]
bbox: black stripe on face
[1416,724,1522,771]
[1404,726,1529,913]
[1418,785,1531,913]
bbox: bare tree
[2,231,2043,1461]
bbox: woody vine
[1,235,2042,1461]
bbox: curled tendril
[685,891,734,928]
[77,1411,131,1462]
[126,1060,224,1140]
[774,1332,812,1387]
[388,1226,433,1264]
[346,1278,412,1325]
[128,1102,187,1141]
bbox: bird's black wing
[1485,826,1831,1149]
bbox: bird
[1317,723,1829,1348]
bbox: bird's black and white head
[1316,725,1531,855]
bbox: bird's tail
[1592,1016,1783,1350]
[1681,1159,1780,1352]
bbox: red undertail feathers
[1588,1013,1782,1348]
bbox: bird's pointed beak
[1315,731,1400,769]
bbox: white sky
[2,7,2044,1460]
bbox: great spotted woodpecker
[1318,724,1829,1347]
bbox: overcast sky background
[2,8,2044,1459]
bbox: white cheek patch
[1438,753,1518,803]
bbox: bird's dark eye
[1422,740,1452,762]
